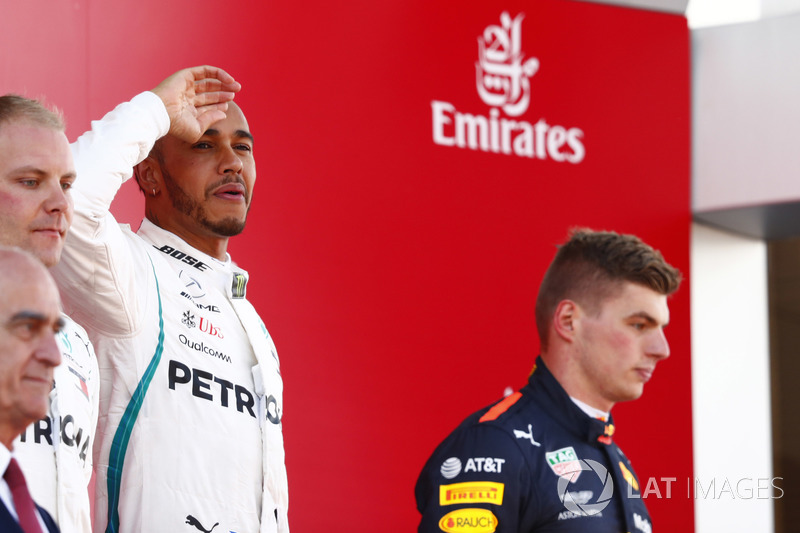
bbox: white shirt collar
[0,441,49,530]
[570,396,610,421]
[138,218,234,267]
[0,442,10,475]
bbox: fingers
[155,66,241,142]
[194,103,230,134]
[187,65,241,94]
[193,90,237,107]
[151,66,240,107]
[194,78,224,92]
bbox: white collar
[138,218,233,267]
[0,443,9,475]
[570,396,610,421]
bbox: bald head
[0,246,58,293]
[0,246,63,447]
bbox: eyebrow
[203,128,255,143]
[7,311,65,331]
[627,311,669,328]
[10,166,77,180]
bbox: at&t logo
[431,11,585,163]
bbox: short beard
[161,166,248,237]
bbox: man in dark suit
[0,247,63,533]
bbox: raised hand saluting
[151,65,241,142]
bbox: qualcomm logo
[431,11,585,163]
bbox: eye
[11,321,38,340]
[193,141,213,150]
[61,181,74,191]
[631,322,646,331]
[234,143,252,153]
[20,178,39,188]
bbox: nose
[647,328,671,361]
[36,332,63,368]
[43,180,70,214]
[218,145,244,175]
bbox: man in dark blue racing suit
[416,229,681,533]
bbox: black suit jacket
[0,498,59,532]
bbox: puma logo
[513,423,542,447]
[186,515,218,533]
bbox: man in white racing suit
[0,94,100,533]
[52,66,289,533]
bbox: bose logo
[155,245,209,271]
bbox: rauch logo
[431,11,585,163]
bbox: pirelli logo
[439,482,504,506]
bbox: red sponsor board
[1,1,691,530]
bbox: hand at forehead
[152,65,242,143]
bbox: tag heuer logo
[546,447,582,483]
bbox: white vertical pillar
[691,223,774,532]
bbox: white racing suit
[14,315,99,533]
[52,91,289,533]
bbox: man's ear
[135,156,163,195]
[552,300,580,343]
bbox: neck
[540,351,615,413]
[0,430,16,451]
[146,215,230,261]
[570,396,610,420]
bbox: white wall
[687,0,760,27]
[762,0,800,17]
[692,13,800,212]
[581,0,688,13]
[691,223,774,532]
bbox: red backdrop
[2,1,692,530]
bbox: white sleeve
[71,91,169,212]
[52,91,169,336]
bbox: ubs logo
[199,317,224,339]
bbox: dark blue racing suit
[416,357,652,533]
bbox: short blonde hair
[0,94,65,131]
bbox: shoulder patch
[479,391,522,422]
